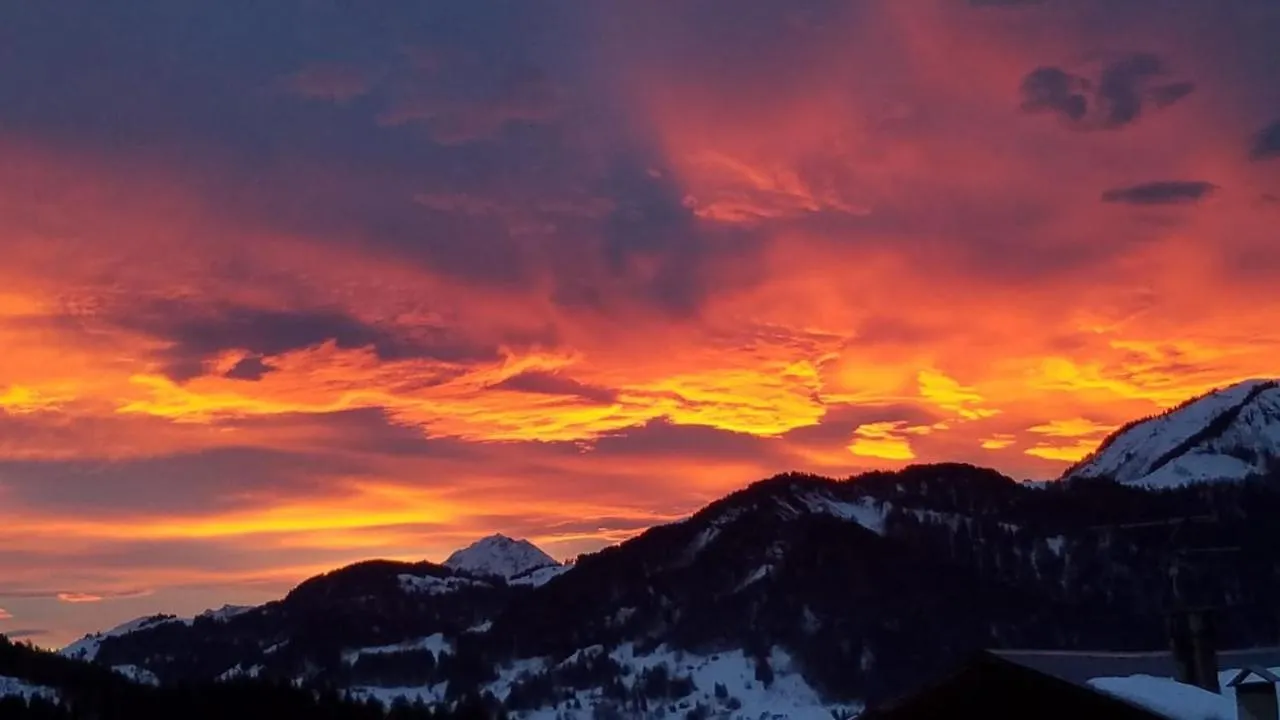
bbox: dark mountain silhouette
[64,463,1280,714]
[39,381,1280,717]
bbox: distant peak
[444,534,560,580]
[1062,379,1280,488]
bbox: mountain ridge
[60,463,1280,715]
[44,383,1280,717]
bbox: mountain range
[11,379,1280,719]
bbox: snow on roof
[1088,675,1234,720]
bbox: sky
[1,0,1279,647]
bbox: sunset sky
[2,0,1280,647]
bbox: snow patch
[796,492,889,535]
[1046,536,1066,557]
[111,664,159,685]
[735,565,771,592]
[342,633,452,665]
[349,682,449,708]
[217,664,264,681]
[603,644,859,720]
[0,675,58,702]
[397,573,490,595]
[354,643,858,719]
[509,564,570,588]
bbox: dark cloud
[1020,67,1089,121]
[584,419,781,461]
[0,447,364,516]
[969,0,1047,6]
[1251,120,1280,161]
[112,302,499,382]
[549,159,762,319]
[460,514,659,545]
[281,63,376,104]
[0,1,765,323]
[1101,181,1219,206]
[0,534,425,577]
[1020,53,1194,130]
[214,408,465,459]
[0,1,575,153]
[223,355,275,381]
[378,63,563,145]
[1148,81,1195,108]
[783,404,943,447]
[488,371,619,405]
[1,629,50,640]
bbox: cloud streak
[1252,121,1280,161]
[1101,181,1219,206]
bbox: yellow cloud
[1025,441,1097,462]
[917,369,999,420]
[1026,417,1115,439]
[980,434,1017,450]
[848,421,919,460]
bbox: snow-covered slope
[0,675,58,702]
[60,615,184,662]
[60,604,255,661]
[348,642,861,719]
[1062,379,1280,488]
[443,534,561,581]
[197,604,253,622]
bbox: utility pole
[1091,513,1242,693]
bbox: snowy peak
[443,534,560,580]
[1062,379,1280,488]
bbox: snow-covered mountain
[443,533,562,581]
[1062,379,1280,488]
